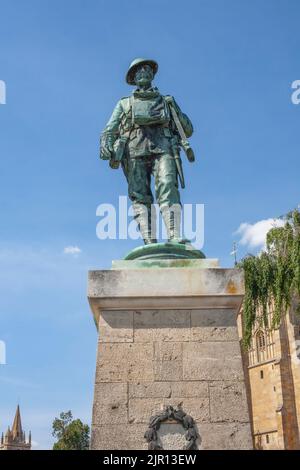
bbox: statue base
[87,258,253,450]
[123,241,205,261]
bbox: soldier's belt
[125,126,173,140]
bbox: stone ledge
[112,258,219,269]
[88,268,244,328]
[88,268,244,298]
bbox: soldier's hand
[109,159,120,170]
[101,145,113,160]
[100,131,115,160]
[164,95,175,106]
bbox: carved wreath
[144,405,199,450]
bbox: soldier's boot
[133,202,157,245]
[161,204,182,243]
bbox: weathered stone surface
[183,342,244,381]
[134,310,191,342]
[154,342,183,381]
[129,398,166,424]
[88,268,244,299]
[157,423,187,450]
[154,360,182,382]
[198,423,253,450]
[209,382,250,423]
[95,343,154,383]
[170,381,209,398]
[91,424,148,450]
[93,382,128,404]
[99,310,133,343]
[89,265,252,450]
[191,326,238,342]
[191,309,238,342]
[172,397,210,422]
[88,268,245,322]
[191,309,236,327]
[154,342,182,361]
[129,381,208,399]
[129,382,172,398]
[93,383,128,425]
[129,397,209,424]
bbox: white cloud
[63,246,82,256]
[235,218,285,251]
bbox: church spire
[0,405,31,450]
[11,405,23,440]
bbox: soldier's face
[134,64,153,87]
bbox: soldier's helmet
[126,58,158,85]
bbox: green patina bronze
[100,58,201,260]
[111,258,216,270]
[123,241,205,261]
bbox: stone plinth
[88,259,253,450]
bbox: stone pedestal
[88,259,253,450]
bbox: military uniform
[100,59,194,244]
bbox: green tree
[52,411,90,450]
[240,208,300,347]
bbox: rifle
[171,136,185,189]
[168,101,195,163]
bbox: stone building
[0,405,31,450]
[238,298,300,449]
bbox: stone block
[154,342,183,381]
[128,397,209,424]
[93,383,128,425]
[209,381,249,423]
[95,343,154,383]
[191,309,238,342]
[91,424,148,450]
[191,326,238,342]
[134,310,191,342]
[129,398,166,424]
[98,310,133,343]
[183,342,244,381]
[191,309,236,327]
[170,397,210,423]
[129,382,172,399]
[198,423,253,450]
[170,381,209,398]
[128,381,209,399]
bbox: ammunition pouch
[113,135,129,162]
[131,93,170,127]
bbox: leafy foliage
[52,410,90,450]
[239,209,300,347]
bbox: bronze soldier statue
[100,58,195,245]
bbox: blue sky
[0,0,299,449]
